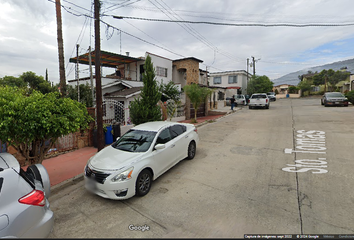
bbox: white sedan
[84,121,199,200]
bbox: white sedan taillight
[18,190,45,207]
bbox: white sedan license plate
[335,102,339,104]
[86,178,97,191]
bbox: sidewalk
[38,104,241,192]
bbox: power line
[112,16,354,27]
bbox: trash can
[113,124,121,141]
[105,125,114,145]
[286,93,289,98]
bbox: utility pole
[252,56,256,77]
[247,58,250,82]
[95,0,104,151]
[76,44,80,102]
[88,46,95,106]
[55,0,66,97]
[251,56,261,77]
[246,58,250,94]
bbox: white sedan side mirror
[155,144,165,150]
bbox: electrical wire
[48,0,352,77]
[112,15,354,27]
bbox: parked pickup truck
[248,93,270,109]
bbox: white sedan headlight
[111,167,134,182]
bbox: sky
[1,0,354,84]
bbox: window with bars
[213,77,221,84]
[156,66,168,77]
[228,76,238,84]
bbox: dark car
[321,92,349,107]
[266,92,276,101]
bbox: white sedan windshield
[111,130,157,153]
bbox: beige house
[273,84,301,98]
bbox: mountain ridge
[272,58,354,86]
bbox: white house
[209,70,251,97]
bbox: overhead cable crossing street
[113,16,354,27]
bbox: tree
[312,69,350,92]
[129,55,162,125]
[66,83,94,107]
[0,76,27,88]
[0,86,93,165]
[297,80,311,96]
[183,83,213,123]
[159,80,181,120]
[160,80,180,102]
[19,71,57,94]
[288,86,298,94]
[247,75,273,95]
[345,90,354,105]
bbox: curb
[50,173,84,196]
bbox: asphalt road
[48,97,354,238]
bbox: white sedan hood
[89,146,144,171]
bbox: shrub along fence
[5,108,96,166]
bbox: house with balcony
[208,70,251,106]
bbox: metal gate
[96,99,125,125]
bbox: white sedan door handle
[185,135,189,138]
[171,144,175,148]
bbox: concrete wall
[146,52,173,85]
[277,93,301,99]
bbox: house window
[156,66,167,77]
[213,77,221,84]
[228,75,238,84]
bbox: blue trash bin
[105,125,114,145]
[286,93,289,98]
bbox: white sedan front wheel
[186,141,196,160]
[135,169,152,197]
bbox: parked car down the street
[266,92,277,101]
[248,93,270,109]
[84,121,199,200]
[321,92,349,107]
[235,94,247,106]
[0,153,54,238]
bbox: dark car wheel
[135,169,152,197]
[186,141,196,160]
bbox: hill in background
[272,58,354,86]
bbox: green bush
[345,90,354,104]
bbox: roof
[209,70,249,75]
[69,50,143,68]
[102,80,143,90]
[104,87,142,98]
[173,57,203,63]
